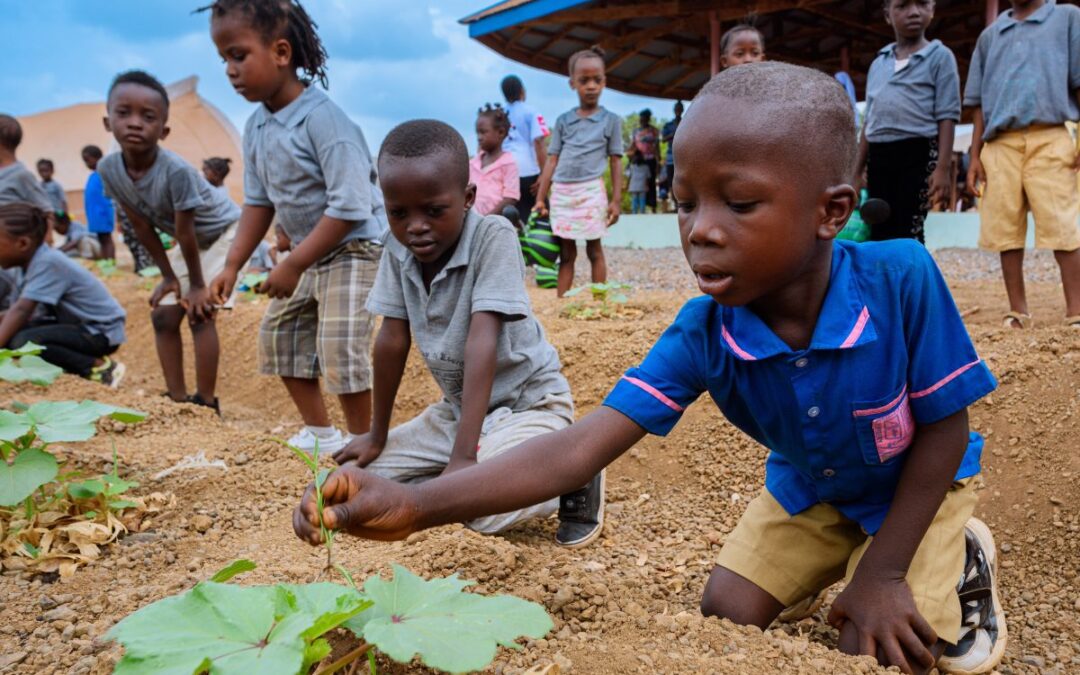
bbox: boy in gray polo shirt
[0,115,55,217]
[332,120,604,547]
[965,0,1080,329]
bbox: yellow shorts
[978,125,1080,252]
[716,478,978,644]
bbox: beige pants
[716,478,979,644]
[978,125,1080,252]
[365,391,574,534]
[158,222,238,306]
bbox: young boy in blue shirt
[294,63,1006,674]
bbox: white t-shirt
[503,101,549,178]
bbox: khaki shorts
[978,125,1080,252]
[258,240,380,395]
[716,477,978,644]
[158,222,239,306]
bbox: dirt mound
[1,258,1078,674]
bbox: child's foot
[186,393,221,416]
[937,517,1007,674]
[89,358,126,389]
[287,426,346,456]
[555,470,605,548]
[776,587,828,623]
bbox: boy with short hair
[97,70,241,412]
[80,145,117,261]
[0,115,54,214]
[330,119,603,547]
[296,64,1007,674]
[965,0,1080,328]
[36,158,68,217]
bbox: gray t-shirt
[367,210,570,413]
[964,0,1080,140]
[548,107,624,183]
[98,149,240,249]
[0,162,53,212]
[864,40,961,143]
[627,163,652,193]
[41,180,66,213]
[12,245,126,346]
[243,85,387,247]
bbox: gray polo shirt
[367,210,570,413]
[864,40,961,143]
[549,107,624,183]
[98,149,239,249]
[243,86,387,247]
[964,0,1080,140]
[0,162,53,212]
[13,245,126,346]
[41,180,66,213]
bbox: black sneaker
[555,470,605,548]
[89,358,125,389]
[186,393,221,416]
[937,518,1007,674]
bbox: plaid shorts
[258,240,381,394]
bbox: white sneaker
[286,427,346,457]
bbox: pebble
[191,515,214,533]
[41,606,77,623]
[234,453,249,466]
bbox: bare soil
[1,249,1078,675]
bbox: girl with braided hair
[469,103,519,216]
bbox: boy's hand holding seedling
[294,464,422,543]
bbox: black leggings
[517,175,539,217]
[866,137,938,243]
[9,323,116,377]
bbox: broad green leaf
[242,272,268,288]
[348,565,553,673]
[0,410,33,442]
[0,342,46,359]
[12,355,64,385]
[0,447,59,506]
[68,479,106,499]
[137,266,161,278]
[104,477,139,496]
[278,583,371,640]
[208,559,257,583]
[16,400,146,443]
[108,499,138,510]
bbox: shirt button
[795,357,809,368]
[807,406,821,418]
[823,468,836,478]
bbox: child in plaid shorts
[206,0,387,451]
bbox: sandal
[1002,311,1032,329]
[1065,315,1080,329]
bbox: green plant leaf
[242,272,268,288]
[0,342,46,360]
[104,477,139,496]
[208,559,257,583]
[108,581,368,675]
[0,410,33,442]
[68,479,106,499]
[0,447,59,506]
[137,266,161,278]
[563,286,584,297]
[0,353,63,386]
[280,583,372,640]
[108,499,138,510]
[13,400,146,443]
[347,565,553,673]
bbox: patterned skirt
[550,178,608,241]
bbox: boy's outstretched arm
[827,408,970,674]
[441,311,500,475]
[261,214,352,298]
[533,154,559,215]
[296,406,646,543]
[332,317,411,466]
[210,204,274,304]
[172,209,213,324]
[121,204,182,309]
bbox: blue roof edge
[463,0,595,37]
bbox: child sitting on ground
[469,104,519,216]
[0,203,126,386]
[202,156,232,194]
[97,70,241,413]
[0,115,55,216]
[296,63,1007,675]
[720,24,766,68]
[204,0,387,453]
[625,149,652,214]
[55,212,102,259]
[965,0,1080,329]
[855,0,960,243]
[80,145,117,261]
[534,46,623,297]
[331,119,604,547]
[36,158,68,218]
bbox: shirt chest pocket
[851,386,915,464]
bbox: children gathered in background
[534,46,623,297]
[203,0,387,454]
[469,104,519,216]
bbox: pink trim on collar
[840,306,871,349]
[721,324,757,361]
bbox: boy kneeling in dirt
[295,65,1006,674]
[330,120,604,548]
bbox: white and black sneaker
[938,517,1007,674]
[555,470,605,548]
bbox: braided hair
[198,0,329,88]
[477,103,510,135]
[0,202,48,246]
[567,45,605,77]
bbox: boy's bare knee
[560,244,577,262]
[151,307,183,333]
[700,566,784,629]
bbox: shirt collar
[568,107,607,124]
[998,0,1056,31]
[719,241,878,361]
[470,151,514,173]
[879,39,941,60]
[252,85,326,129]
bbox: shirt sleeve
[608,115,624,156]
[501,161,520,201]
[19,253,70,306]
[243,123,273,208]
[365,245,409,320]
[602,301,710,435]
[963,31,989,107]
[934,49,962,122]
[547,115,563,156]
[470,222,529,320]
[1069,8,1080,89]
[167,162,206,213]
[528,108,548,142]
[309,109,376,221]
[901,243,997,423]
[20,173,53,213]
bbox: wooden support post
[840,45,850,73]
[985,0,998,26]
[710,11,720,76]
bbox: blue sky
[2,0,673,151]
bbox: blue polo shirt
[603,239,996,534]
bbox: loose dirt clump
[1,251,1078,674]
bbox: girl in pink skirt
[534,46,624,296]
